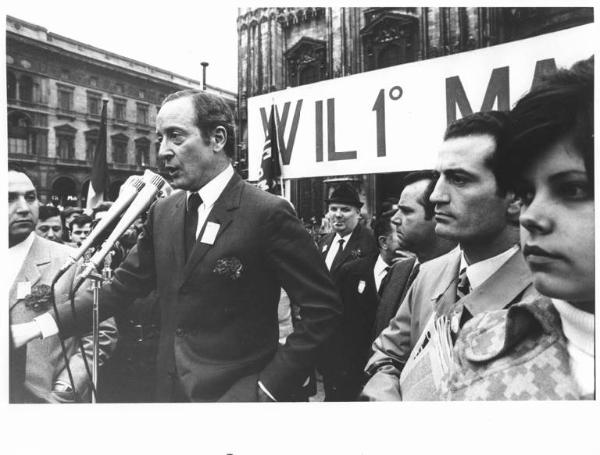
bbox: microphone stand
[87,251,114,404]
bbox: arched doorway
[51,176,78,207]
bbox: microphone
[78,171,167,281]
[57,177,146,276]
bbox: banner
[248,24,594,180]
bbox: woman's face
[518,135,594,312]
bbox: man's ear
[212,126,227,153]
[505,190,522,226]
[378,235,387,250]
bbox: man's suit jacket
[318,223,377,281]
[361,246,538,401]
[55,173,342,402]
[371,256,418,341]
[321,254,379,400]
[9,235,118,403]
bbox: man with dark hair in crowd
[322,214,401,400]
[68,214,93,248]
[372,171,457,339]
[13,89,341,402]
[35,205,64,244]
[361,111,538,400]
[60,207,82,243]
[8,164,117,402]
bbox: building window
[111,134,129,163]
[285,37,327,87]
[114,99,126,121]
[19,75,33,102]
[138,89,145,99]
[57,136,75,159]
[361,12,419,71]
[85,130,98,161]
[87,93,102,115]
[58,87,74,111]
[136,103,148,125]
[7,71,17,99]
[55,124,77,160]
[135,138,151,166]
[90,77,98,88]
[8,112,32,155]
[8,137,28,154]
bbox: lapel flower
[22,284,53,313]
[350,248,363,260]
[213,257,244,280]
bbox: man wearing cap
[318,184,377,282]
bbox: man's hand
[10,322,42,348]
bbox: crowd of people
[8,56,594,402]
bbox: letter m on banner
[445,66,509,124]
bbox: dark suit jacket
[324,254,380,400]
[9,236,118,403]
[55,173,341,402]
[371,256,418,340]
[318,223,377,281]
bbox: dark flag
[257,104,281,194]
[87,99,108,209]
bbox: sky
[3,0,239,93]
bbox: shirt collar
[10,231,35,254]
[459,244,519,290]
[187,164,234,208]
[373,254,389,277]
[333,230,353,245]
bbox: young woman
[441,57,594,400]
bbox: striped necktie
[450,268,471,333]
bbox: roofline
[6,15,237,98]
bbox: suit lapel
[382,256,416,304]
[462,250,532,316]
[10,236,46,310]
[180,174,242,284]
[331,224,363,273]
[169,191,187,274]
[430,248,462,317]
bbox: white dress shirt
[373,254,390,292]
[459,244,519,290]
[187,164,234,239]
[8,231,35,288]
[325,231,353,270]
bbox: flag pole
[271,99,285,198]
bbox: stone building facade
[7,15,236,206]
[236,6,593,223]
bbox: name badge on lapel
[322,244,328,253]
[17,281,31,299]
[201,222,220,245]
[357,280,366,294]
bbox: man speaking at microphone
[12,90,341,402]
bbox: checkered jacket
[444,298,590,400]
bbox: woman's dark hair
[506,56,594,189]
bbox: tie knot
[188,192,202,212]
[384,266,390,273]
[338,239,345,247]
[457,268,470,295]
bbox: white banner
[248,24,594,180]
